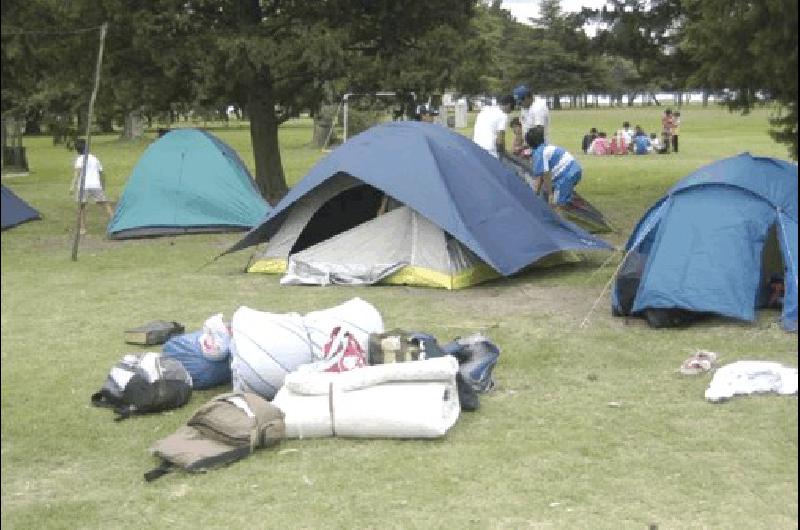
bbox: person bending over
[525,125,582,208]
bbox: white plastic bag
[200,313,231,361]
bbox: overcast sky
[501,0,608,23]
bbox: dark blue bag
[442,333,500,393]
[162,331,232,390]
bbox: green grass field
[2,105,797,529]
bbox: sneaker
[679,350,718,375]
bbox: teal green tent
[108,129,269,239]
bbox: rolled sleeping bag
[302,297,384,360]
[162,331,232,390]
[230,307,312,400]
[272,356,461,438]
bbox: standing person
[526,125,582,207]
[472,95,514,158]
[671,111,681,153]
[661,109,675,153]
[515,85,533,130]
[70,138,114,235]
[522,92,550,140]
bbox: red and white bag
[300,326,367,373]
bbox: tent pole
[71,22,108,262]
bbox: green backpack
[145,392,285,481]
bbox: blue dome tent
[225,121,612,288]
[612,153,798,331]
[107,129,270,239]
[1,185,41,230]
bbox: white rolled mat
[272,356,461,438]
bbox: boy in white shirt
[649,133,663,154]
[70,138,114,235]
[472,95,515,158]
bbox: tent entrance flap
[291,184,384,254]
[757,224,785,308]
[281,205,455,287]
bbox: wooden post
[71,22,108,261]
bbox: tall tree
[1,0,195,138]
[2,1,478,203]
[681,0,798,159]
[592,0,684,103]
[160,1,477,204]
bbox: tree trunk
[98,115,114,133]
[248,77,288,205]
[311,104,338,148]
[121,111,145,140]
[702,90,710,107]
[24,117,42,135]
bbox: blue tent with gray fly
[225,121,612,288]
[612,153,798,331]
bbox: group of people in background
[455,88,688,210]
[581,109,681,156]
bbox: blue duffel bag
[162,331,232,390]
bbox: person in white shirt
[618,121,634,152]
[472,95,515,158]
[70,138,114,235]
[521,93,550,140]
[649,133,663,154]
[516,87,533,131]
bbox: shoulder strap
[144,460,174,482]
[90,391,111,408]
[184,445,252,473]
[113,404,135,421]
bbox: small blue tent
[1,185,41,230]
[107,129,269,239]
[612,153,798,331]
[226,121,612,288]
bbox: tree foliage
[591,0,688,102]
[681,0,798,159]
[2,1,479,202]
[3,0,796,179]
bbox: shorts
[76,188,109,203]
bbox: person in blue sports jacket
[632,125,652,155]
[525,125,582,207]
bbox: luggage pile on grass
[92,298,501,480]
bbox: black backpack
[91,352,193,421]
